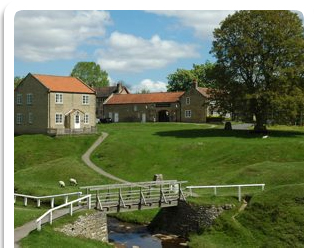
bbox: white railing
[14,192,82,208]
[186,184,265,201]
[36,194,92,231]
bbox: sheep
[262,135,269,139]
[59,181,65,187]
[69,178,78,186]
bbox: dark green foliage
[211,11,304,127]
[70,61,109,87]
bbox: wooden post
[139,187,142,210]
[214,187,217,196]
[178,183,181,200]
[69,203,73,216]
[51,198,55,208]
[37,220,41,231]
[49,212,53,225]
[64,196,68,204]
[96,190,99,209]
[14,195,16,204]
[24,197,27,206]
[37,199,41,208]
[238,186,241,202]
[159,184,162,207]
[262,184,265,191]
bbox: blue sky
[14,10,235,92]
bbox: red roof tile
[106,92,185,105]
[33,74,94,94]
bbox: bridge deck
[80,180,188,213]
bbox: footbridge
[80,180,188,213]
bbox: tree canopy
[167,62,215,92]
[70,62,109,87]
[211,10,304,128]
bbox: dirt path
[81,132,129,184]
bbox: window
[82,95,89,105]
[16,113,23,124]
[55,93,63,104]
[185,110,192,118]
[186,97,190,105]
[27,93,33,105]
[134,105,138,111]
[28,113,33,124]
[55,113,63,124]
[17,94,22,105]
[84,114,89,124]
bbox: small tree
[70,62,109,87]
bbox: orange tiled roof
[33,74,94,94]
[106,92,185,105]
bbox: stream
[107,217,188,248]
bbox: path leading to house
[14,206,83,248]
[81,132,129,184]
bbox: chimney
[117,82,122,93]
[192,79,198,89]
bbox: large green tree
[211,11,304,129]
[167,62,215,92]
[70,62,109,87]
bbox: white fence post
[14,195,16,204]
[238,186,241,202]
[64,196,68,204]
[51,198,54,208]
[37,199,41,208]
[214,187,217,196]
[69,203,73,216]
[24,197,27,206]
[37,220,41,231]
[49,212,53,225]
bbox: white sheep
[59,181,65,187]
[69,178,78,186]
[262,135,269,139]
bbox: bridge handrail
[186,183,265,201]
[36,194,92,231]
[80,180,187,190]
[14,192,82,208]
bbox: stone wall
[148,201,234,237]
[54,212,108,243]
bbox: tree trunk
[254,114,267,133]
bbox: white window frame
[84,113,89,124]
[55,93,63,104]
[55,113,63,124]
[26,93,33,105]
[185,110,192,118]
[16,113,23,124]
[186,97,190,105]
[28,113,33,124]
[82,95,89,105]
[17,94,22,105]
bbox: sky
[14,10,235,92]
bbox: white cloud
[146,10,234,39]
[96,31,199,72]
[14,10,111,62]
[130,79,167,93]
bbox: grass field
[14,123,304,247]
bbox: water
[108,217,188,248]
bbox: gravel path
[81,132,129,184]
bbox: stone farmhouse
[14,73,96,135]
[94,83,129,119]
[103,81,214,123]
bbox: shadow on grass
[154,128,303,139]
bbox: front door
[114,113,119,123]
[74,113,80,129]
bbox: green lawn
[93,123,304,247]
[15,123,304,247]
